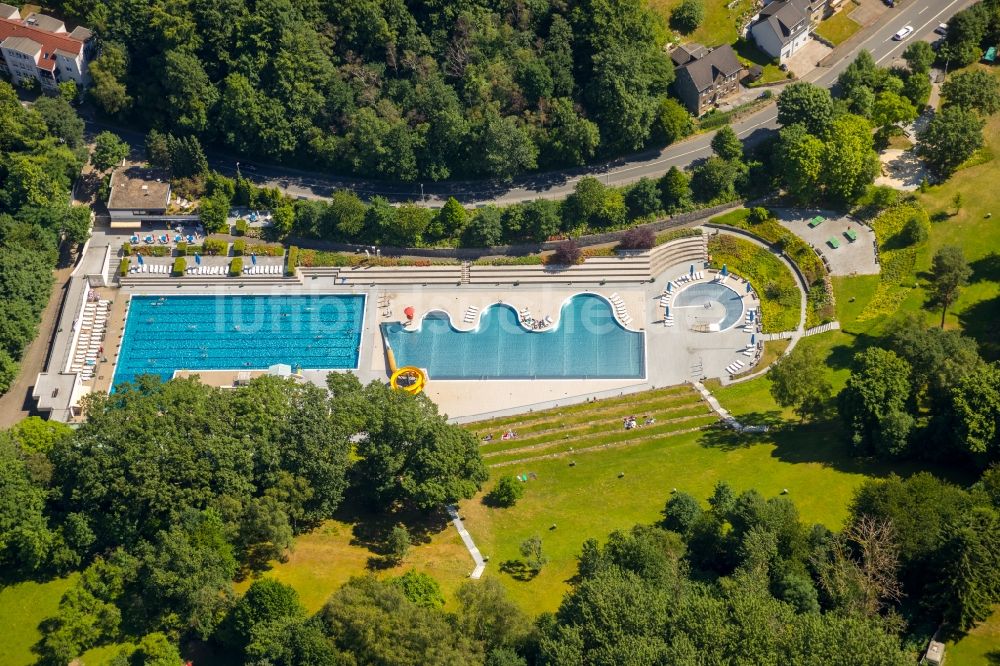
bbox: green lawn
[733,39,789,86]
[814,8,862,46]
[228,384,907,619]
[948,606,1000,665]
[914,105,1000,359]
[648,0,757,46]
[0,575,76,666]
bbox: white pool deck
[37,231,782,423]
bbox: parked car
[893,25,914,41]
[934,23,948,35]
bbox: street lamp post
[420,183,425,203]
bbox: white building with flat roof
[0,7,92,90]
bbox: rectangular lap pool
[382,293,645,380]
[113,294,365,387]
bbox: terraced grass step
[479,403,712,456]
[486,414,719,466]
[475,395,707,448]
[469,385,696,430]
[489,415,720,467]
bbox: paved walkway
[447,505,486,579]
[804,321,840,336]
[692,380,770,433]
[0,266,74,427]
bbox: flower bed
[857,203,926,322]
[296,249,459,268]
[710,208,833,327]
[708,234,801,333]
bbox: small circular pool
[672,282,744,331]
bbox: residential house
[107,167,173,229]
[0,7,92,91]
[750,0,812,62]
[672,44,744,115]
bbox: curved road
[87,0,970,206]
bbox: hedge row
[233,239,246,256]
[172,257,186,276]
[230,257,243,276]
[286,246,299,275]
[118,258,130,276]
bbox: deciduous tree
[928,245,972,328]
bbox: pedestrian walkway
[691,380,770,434]
[803,321,840,336]
[447,504,486,579]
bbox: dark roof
[671,42,709,67]
[757,0,809,45]
[675,44,743,92]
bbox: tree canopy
[53,0,684,182]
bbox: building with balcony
[0,6,92,91]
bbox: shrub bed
[175,241,187,256]
[472,255,546,266]
[245,243,284,257]
[232,239,246,256]
[709,208,833,326]
[857,202,927,322]
[229,257,243,277]
[297,249,459,268]
[234,219,248,236]
[172,257,186,276]
[654,227,703,247]
[202,238,228,255]
[118,258,130,276]
[121,242,132,256]
[708,235,800,333]
[133,245,171,257]
[286,246,298,275]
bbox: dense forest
[0,81,90,395]
[52,0,680,181]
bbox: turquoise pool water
[114,295,365,387]
[673,282,744,330]
[382,293,645,379]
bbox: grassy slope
[0,575,76,666]
[814,9,862,46]
[647,0,754,46]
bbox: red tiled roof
[0,17,84,70]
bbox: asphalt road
[85,0,974,206]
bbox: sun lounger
[743,350,754,357]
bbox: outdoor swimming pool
[672,282,744,330]
[382,293,645,379]
[113,295,365,387]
